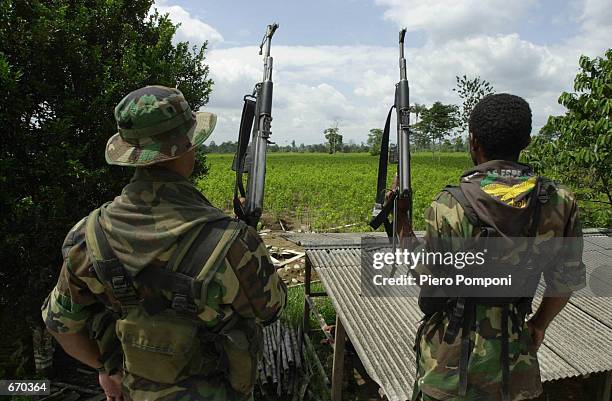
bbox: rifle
[370,28,412,246]
[232,23,279,228]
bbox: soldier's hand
[99,371,123,401]
[526,320,545,351]
[385,174,399,202]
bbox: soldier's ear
[468,132,477,151]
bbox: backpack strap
[86,208,140,314]
[442,185,481,228]
[86,208,245,316]
[436,179,549,400]
[137,218,245,314]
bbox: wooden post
[599,371,611,401]
[302,256,312,335]
[331,315,347,401]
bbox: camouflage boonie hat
[105,85,216,166]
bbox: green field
[196,152,472,231]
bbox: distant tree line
[201,140,370,154]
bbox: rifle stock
[233,23,278,228]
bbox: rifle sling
[233,96,257,220]
[375,106,395,206]
[370,105,395,235]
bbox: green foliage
[414,102,460,154]
[409,103,431,151]
[0,0,212,324]
[324,126,343,154]
[453,75,495,133]
[453,136,467,152]
[282,282,334,328]
[197,153,472,232]
[367,128,383,156]
[524,50,612,227]
[410,103,428,123]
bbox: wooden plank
[276,252,306,267]
[303,256,312,334]
[332,315,347,401]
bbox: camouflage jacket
[42,167,287,401]
[415,160,585,401]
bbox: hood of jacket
[97,167,228,274]
[459,160,542,237]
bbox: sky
[153,0,612,145]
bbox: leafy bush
[0,0,213,330]
[524,50,611,228]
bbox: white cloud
[205,45,397,144]
[153,2,223,46]
[376,0,536,43]
[181,0,611,145]
[204,35,574,144]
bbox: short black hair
[469,93,532,160]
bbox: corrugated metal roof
[286,231,612,401]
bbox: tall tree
[524,50,612,227]
[410,103,428,124]
[367,128,383,156]
[0,0,213,352]
[324,124,343,154]
[415,102,459,156]
[453,75,495,133]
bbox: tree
[453,136,467,152]
[324,124,343,154]
[453,75,495,133]
[414,102,459,156]
[524,50,612,227]
[410,103,431,151]
[410,103,428,124]
[367,128,383,156]
[0,0,213,362]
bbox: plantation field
[196,152,472,231]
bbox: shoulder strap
[85,208,140,312]
[442,185,481,227]
[86,209,245,315]
[178,219,246,304]
[176,218,237,277]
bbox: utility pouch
[115,308,204,384]
[222,322,263,395]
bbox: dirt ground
[260,226,309,285]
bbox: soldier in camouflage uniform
[401,94,586,401]
[42,86,287,401]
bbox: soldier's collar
[461,160,533,181]
[131,166,189,183]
